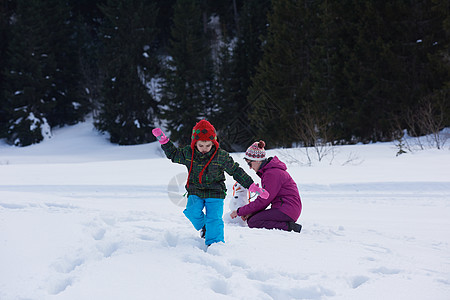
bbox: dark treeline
[0,0,448,150]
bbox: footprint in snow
[96,241,120,258]
[228,258,250,270]
[163,231,179,247]
[138,234,156,241]
[209,278,229,295]
[0,202,27,209]
[92,228,106,240]
[101,217,116,226]
[51,256,84,274]
[47,276,74,295]
[350,275,370,288]
[370,266,402,275]
[247,269,275,282]
[182,254,233,279]
[261,283,335,300]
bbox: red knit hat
[187,120,219,187]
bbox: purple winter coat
[237,156,302,221]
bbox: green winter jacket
[161,141,254,199]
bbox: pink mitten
[152,128,169,144]
[248,183,269,199]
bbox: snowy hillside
[0,120,449,300]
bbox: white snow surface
[0,120,449,300]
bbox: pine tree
[318,0,380,143]
[248,0,317,147]
[399,0,450,135]
[70,0,107,113]
[96,0,159,145]
[214,0,271,151]
[300,0,340,145]
[333,0,449,142]
[357,1,409,142]
[233,0,270,106]
[439,0,450,128]
[160,0,215,146]
[2,0,89,146]
[431,0,450,95]
[0,1,14,139]
[2,0,56,146]
[43,0,90,127]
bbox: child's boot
[200,226,206,239]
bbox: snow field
[0,121,449,299]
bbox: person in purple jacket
[230,141,302,233]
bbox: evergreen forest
[1,0,449,151]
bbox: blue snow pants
[183,195,225,245]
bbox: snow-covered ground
[1,121,449,300]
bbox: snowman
[224,182,251,226]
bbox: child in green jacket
[152,120,268,246]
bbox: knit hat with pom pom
[187,120,219,188]
[244,140,266,161]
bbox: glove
[248,183,269,199]
[152,128,169,144]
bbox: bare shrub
[291,107,336,163]
[399,90,449,151]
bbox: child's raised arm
[152,128,190,166]
[152,128,169,144]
